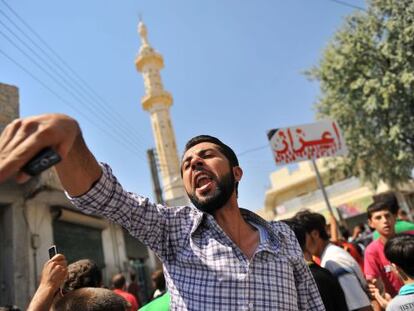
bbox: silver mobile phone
[48,245,58,259]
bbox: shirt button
[248,302,254,309]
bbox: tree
[308,0,414,187]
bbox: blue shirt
[69,163,325,311]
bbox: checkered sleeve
[67,163,189,259]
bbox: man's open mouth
[194,173,214,193]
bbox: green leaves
[309,0,414,187]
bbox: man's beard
[187,171,235,214]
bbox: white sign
[267,120,348,165]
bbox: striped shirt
[69,164,325,311]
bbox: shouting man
[0,114,324,310]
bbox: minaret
[135,21,188,206]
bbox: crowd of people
[7,190,411,311]
[0,113,413,310]
[22,256,168,310]
[281,191,414,311]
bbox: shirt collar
[399,283,414,296]
[190,207,282,255]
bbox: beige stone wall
[0,83,19,132]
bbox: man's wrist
[56,133,102,196]
[38,282,59,294]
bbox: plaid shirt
[70,164,325,311]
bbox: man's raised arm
[0,114,101,196]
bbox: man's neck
[214,198,259,260]
[317,240,330,258]
[379,232,395,244]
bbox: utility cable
[0,48,147,160]
[237,144,269,157]
[0,10,150,153]
[1,0,152,144]
[326,0,366,12]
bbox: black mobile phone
[22,147,61,176]
[48,245,58,259]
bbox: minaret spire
[138,21,149,47]
[135,21,188,206]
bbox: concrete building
[0,83,154,308]
[135,21,189,206]
[261,160,414,228]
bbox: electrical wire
[237,144,269,157]
[0,24,144,153]
[0,48,147,160]
[0,11,150,155]
[326,0,366,12]
[0,0,152,147]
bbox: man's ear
[367,218,373,229]
[233,166,243,182]
[310,229,319,240]
[393,263,409,281]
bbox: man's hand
[0,114,80,183]
[0,114,101,196]
[367,278,385,299]
[39,254,68,291]
[374,290,391,309]
[27,254,68,311]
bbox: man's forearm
[27,285,56,311]
[56,133,102,197]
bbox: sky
[0,0,365,212]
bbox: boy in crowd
[63,259,103,292]
[53,288,130,311]
[372,234,414,311]
[372,193,414,239]
[295,211,372,311]
[112,274,139,311]
[282,219,348,311]
[27,254,130,311]
[364,202,405,298]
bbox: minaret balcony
[141,92,173,111]
[135,53,164,72]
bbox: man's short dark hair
[294,210,329,241]
[384,234,414,279]
[281,219,306,252]
[63,259,102,292]
[111,274,126,290]
[182,135,239,172]
[367,201,393,219]
[53,287,129,311]
[373,192,399,215]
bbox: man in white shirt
[295,211,372,311]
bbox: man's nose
[191,156,204,169]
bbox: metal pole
[147,149,163,204]
[311,159,334,216]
